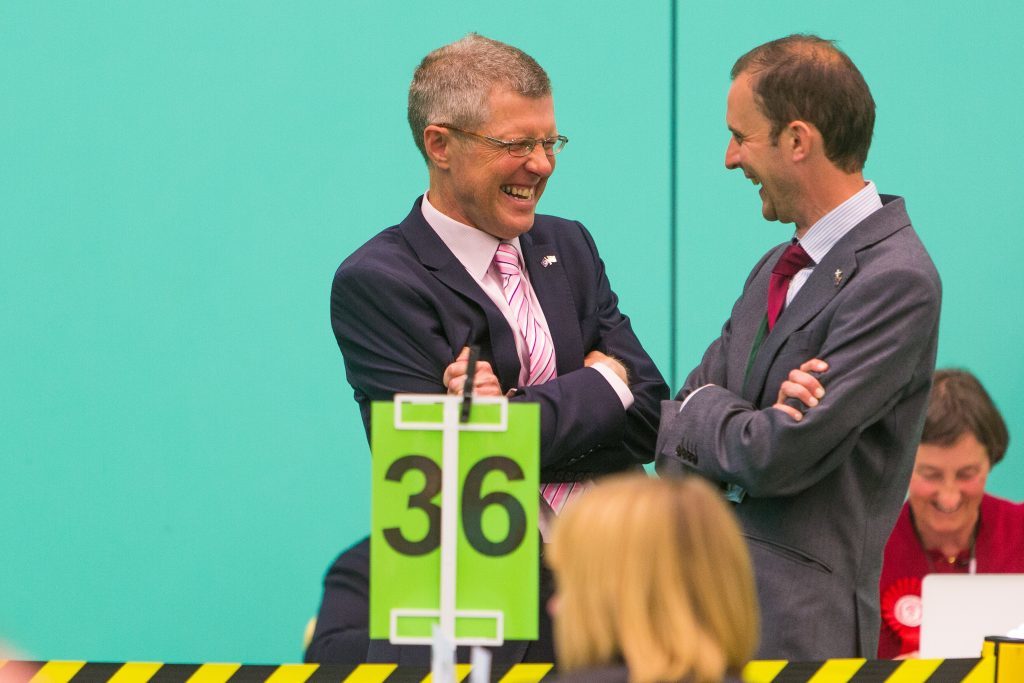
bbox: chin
[929,516,967,533]
[499,218,536,239]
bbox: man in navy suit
[322,33,667,664]
[656,35,941,660]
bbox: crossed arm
[443,347,629,396]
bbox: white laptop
[920,574,1024,658]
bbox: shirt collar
[797,181,883,264]
[420,192,522,279]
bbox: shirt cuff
[678,383,715,412]
[590,362,634,410]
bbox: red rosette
[881,576,923,655]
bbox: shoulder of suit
[335,224,416,275]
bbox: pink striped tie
[493,243,557,386]
[493,243,582,517]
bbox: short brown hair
[407,33,551,162]
[732,34,875,173]
[548,474,759,683]
[921,369,1009,466]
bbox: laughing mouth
[501,185,535,200]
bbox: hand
[443,346,502,396]
[772,358,828,421]
[584,349,628,385]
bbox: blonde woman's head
[548,474,759,683]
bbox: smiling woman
[878,369,1024,658]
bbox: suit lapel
[520,232,584,374]
[398,201,523,388]
[733,247,780,396]
[741,196,912,403]
[743,248,858,401]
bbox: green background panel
[1,0,1020,664]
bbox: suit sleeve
[655,249,774,472]
[658,263,940,497]
[304,537,370,664]
[517,222,669,472]
[331,259,457,436]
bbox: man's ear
[424,125,453,169]
[786,120,818,163]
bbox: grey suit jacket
[656,195,941,660]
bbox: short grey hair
[407,33,551,162]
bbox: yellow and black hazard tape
[3,645,1022,683]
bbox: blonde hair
[548,474,759,683]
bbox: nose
[936,485,962,513]
[524,144,554,177]
[725,137,740,169]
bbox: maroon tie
[767,242,813,330]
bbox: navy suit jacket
[331,197,668,479]
[325,198,667,663]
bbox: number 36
[382,455,528,557]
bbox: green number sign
[370,395,539,645]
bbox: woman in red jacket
[879,369,1024,658]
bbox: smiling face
[724,72,800,225]
[428,88,556,240]
[908,432,991,548]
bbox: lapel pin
[834,269,844,286]
[541,255,558,267]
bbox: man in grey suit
[656,35,941,660]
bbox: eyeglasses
[435,124,568,157]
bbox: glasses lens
[507,141,533,157]
[547,136,567,155]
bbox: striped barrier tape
[3,640,1021,683]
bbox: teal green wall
[0,1,669,663]
[1,0,1020,664]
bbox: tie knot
[493,243,522,276]
[772,243,813,278]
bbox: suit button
[676,444,697,465]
